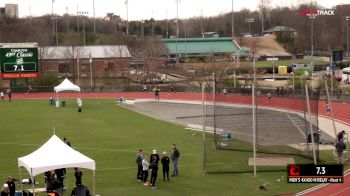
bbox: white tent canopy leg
[93,170,96,196]
[19,167,23,196]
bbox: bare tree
[258,0,271,36]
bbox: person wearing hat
[1,184,10,196]
[161,151,170,181]
[149,150,160,188]
[150,150,160,166]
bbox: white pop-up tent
[54,78,80,92]
[18,135,96,195]
[53,78,81,107]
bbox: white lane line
[287,114,306,139]
[330,186,350,196]
[296,169,350,196]
[0,142,195,156]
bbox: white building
[5,4,18,18]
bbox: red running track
[302,173,350,196]
[9,91,350,195]
[10,91,350,125]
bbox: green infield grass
[0,99,338,195]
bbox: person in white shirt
[0,91,4,102]
[142,155,149,186]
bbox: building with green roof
[162,37,247,58]
[264,26,297,36]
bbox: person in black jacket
[74,168,83,186]
[171,144,180,176]
[71,184,90,196]
[6,177,15,196]
[135,149,144,181]
[161,151,170,181]
[149,150,160,188]
[1,183,10,196]
[55,169,65,188]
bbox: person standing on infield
[142,155,150,186]
[149,150,160,188]
[161,151,170,181]
[0,91,4,102]
[136,149,144,181]
[171,144,180,176]
[74,168,83,186]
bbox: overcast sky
[0,0,348,20]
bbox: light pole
[346,16,349,56]
[166,10,168,38]
[200,9,203,36]
[309,14,316,90]
[231,0,234,37]
[78,11,89,46]
[76,4,80,33]
[141,19,144,37]
[66,7,69,33]
[52,0,55,34]
[51,16,61,47]
[93,0,96,33]
[292,71,295,93]
[176,0,179,66]
[185,19,187,57]
[245,18,254,35]
[151,10,154,36]
[125,0,129,35]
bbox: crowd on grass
[136,144,180,189]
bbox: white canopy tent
[54,78,81,107]
[54,78,80,92]
[18,135,96,195]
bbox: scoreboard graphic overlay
[288,164,343,183]
[0,43,39,79]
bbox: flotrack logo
[299,9,335,16]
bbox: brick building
[40,45,131,87]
